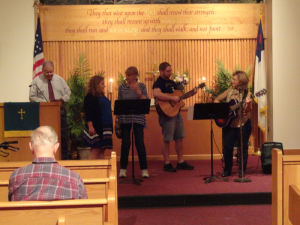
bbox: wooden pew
[272,149,300,225]
[0,151,118,225]
[289,185,300,225]
[0,199,108,225]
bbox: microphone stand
[118,113,143,185]
[0,141,19,157]
[234,88,251,183]
[29,84,48,102]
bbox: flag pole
[33,0,40,29]
[33,0,40,17]
[32,0,45,79]
[260,1,263,20]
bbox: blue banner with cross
[4,102,40,137]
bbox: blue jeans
[120,123,147,170]
[223,119,252,173]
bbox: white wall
[271,0,300,149]
[0,0,34,102]
[265,0,273,142]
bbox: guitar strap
[242,89,248,101]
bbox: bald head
[42,60,54,69]
[42,61,54,81]
[30,126,59,157]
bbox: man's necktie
[48,81,55,100]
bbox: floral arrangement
[171,70,190,93]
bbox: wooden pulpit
[0,102,61,162]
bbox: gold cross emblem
[146,62,160,77]
[18,109,25,120]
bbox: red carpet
[117,155,271,196]
[117,155,272,224]
[119,205,272,225]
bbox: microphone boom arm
[0,141,20,157]
[29,84,48,102]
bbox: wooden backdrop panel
[43,39,257,107]
[40,4,265,41]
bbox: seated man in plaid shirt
[8,126,88,201]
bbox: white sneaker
[119,169,127,178]
[141,169,149,178]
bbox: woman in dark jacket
[83,76,113,159]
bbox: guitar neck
[231,102,241,111]
[180,89,195,100]
[179,82,205,100]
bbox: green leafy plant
[206,59,252,100]
[116,72,126,85]
[66,53,91,157]
[94,70,106,78]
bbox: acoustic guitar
[214,92,254,128]
[214,99,241,128]
[155,83,205,118]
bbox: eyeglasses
[44,72,54,75]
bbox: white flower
[185,78,189,83]
[183,74,186,77]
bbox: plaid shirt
[8,157,88,201]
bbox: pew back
[289,185,300,225]
[0,151,118,225]
[272,149,300,225]
[0,199,107,225]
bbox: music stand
[114,99,151,185]
[193,103,230,184]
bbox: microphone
[29,84,48,101]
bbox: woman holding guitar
[214,71,252,178]
[153,62,199,172]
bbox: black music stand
[114,99,151,185]
[193,103,230,184]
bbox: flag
[254,19,267,133]
[32,16,44,79]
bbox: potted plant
[66,52,91,159]
[206,59,252,99]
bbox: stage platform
[117,155,272,209]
